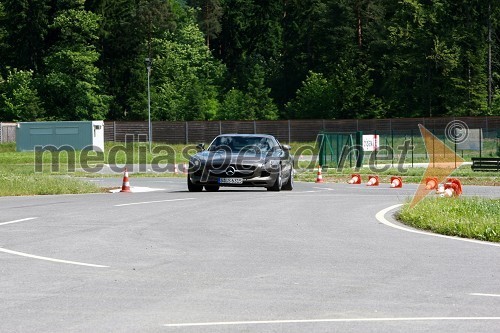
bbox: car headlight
[265,159,280,170]
[189,158,203,171]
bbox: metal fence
[2,117,499,145]
[104,117,500,144]
[0,123,16,143]
[317,128,500,168]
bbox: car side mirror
[282,145,291,151]
[196,143,205,152]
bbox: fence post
[443,130,446,159]
[411,129,414,168]
[432,128,435,168]
[0,122,3,143]
[479,128,482,159]
[185,122,189,144]
[113,121,116,142]
[391,129,394,168]
[288,120,291,143]
[253,120,256,134]
[454,130,457,169]
[219,121,222,135]
[318,133,325,167]
[356,131,363,169]
[336,133,340,166]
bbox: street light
[145,57,153,153]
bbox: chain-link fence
[2,117,499,148]
[103,117,500,144]
[317,126,499,168]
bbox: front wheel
[267,166,282,192]
[187,175,203,192]
[282,168,294,191]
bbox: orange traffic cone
[390,176,403,188]
[183,163,188,174]
[348,174,361,184]
[173,164,179,174]
[366,175,379,186]
[120,168,131,192]
[425,177,439,190]
[449,178,463,195]
[442,178,462,197]
[315,166,324,183]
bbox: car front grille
[208,164,257,177]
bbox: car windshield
[208,136,275,153]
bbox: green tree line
[0,0,499,122]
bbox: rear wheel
[267,166,282,191]
[204,185,220,192]
[187,174,203,192]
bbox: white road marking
[114,198,196,207]
[375,204,500,248]
[312,187,334,191]
[470,293,500,298]
[0,247,109,268]
[0,217,107,268]
[163,317,500,327]
[109,186,165,193]
[0,217,38,226]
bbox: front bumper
[189,163,278,187]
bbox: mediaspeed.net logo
[410,121,468,208]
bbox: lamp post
[145,57,153,153]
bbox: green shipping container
[16,121,104,152]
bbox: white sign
[362,135,379,152]
[456,128,483,151]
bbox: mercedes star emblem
[225,166,236,176]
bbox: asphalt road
[0,178,499,333]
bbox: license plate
[219,178,243,184]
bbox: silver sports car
[187,134,294,192]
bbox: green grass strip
[0,174,103,196]
[397,197,500,242]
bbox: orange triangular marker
[409,124,465,207]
